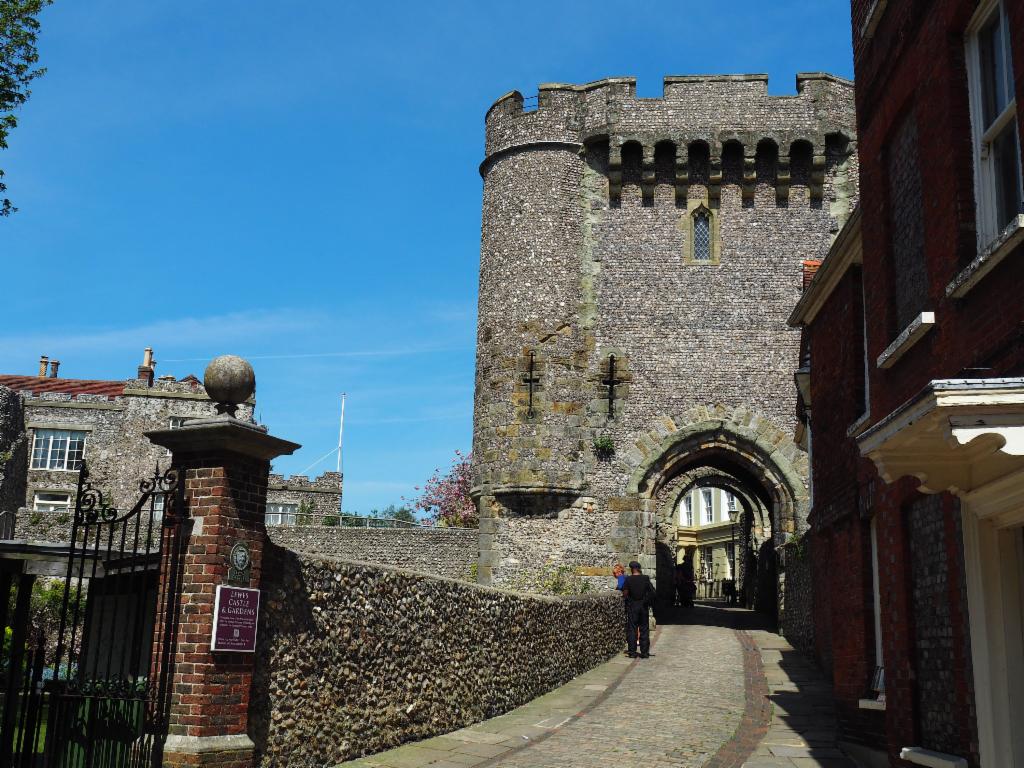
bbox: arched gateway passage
[616,408,809,622]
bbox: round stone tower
[472,74,858,593]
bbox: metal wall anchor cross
[523,352,540,418]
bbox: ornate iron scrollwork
[140,465,181,522]
[74,462,119,524]
[139,465,180,496]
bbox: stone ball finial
[204,355,255,416]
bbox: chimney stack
[38,356,48,377]
[137,346,155,387]
[49,360,60,378]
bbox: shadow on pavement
[656,598,778,631]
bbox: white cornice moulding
[858,379,1024,525]
[860,0,889,39]
[788,207,862,327]
[877,311,935,369]
[899,747,967,768]
[858,697,886,711]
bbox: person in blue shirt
[613,562,630,654]
[613,562,626,591]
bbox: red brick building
[789,1,1023,766]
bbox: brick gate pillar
[146,356,299,768]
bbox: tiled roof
[0,375,125,400]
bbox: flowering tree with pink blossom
[410,450,477,528]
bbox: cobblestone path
[486,605,746,768]
[340,604,857,768]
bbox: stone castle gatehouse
[471,74,859,611]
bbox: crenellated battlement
[268,471,342,493]
[483,73,855,203]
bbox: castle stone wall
[266,526,477,580]
[250,548,621,767]
[266,471,342,517]
[473,73,858,587]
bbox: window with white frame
[967,0,1023,246]
[680,495,693,527]
[30,429,87,471]
[702,489,715,524]
[699,545,714,580]
[166,416,187,456]
[266,503,298,526]
[152,492,165,522]
[725,492,737,512]
[33,492,71,512]
[869,517,884,668]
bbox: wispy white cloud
[347,410,471,426]
[162,343,470,363]
[342,381,472,400]
[0,309,323,359]
[423,300,477,325]
[342,480,416,493]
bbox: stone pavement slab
[742,629,858,768]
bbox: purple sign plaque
[212,585,260,652]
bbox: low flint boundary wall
[251,547,622,767]
[266,526,479,580]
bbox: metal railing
[264,512,432,529]
[338,513,431,529]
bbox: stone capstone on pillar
[145,356,299,768]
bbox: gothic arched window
[681,197,720,265]
[692,207,712,262]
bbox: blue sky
[0,1,854,515]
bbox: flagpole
[337,393,346,476]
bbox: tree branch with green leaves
[1,0,51,216]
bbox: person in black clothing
[678,556,696,609]
[622,561,654,658]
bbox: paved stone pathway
[740,629,857,768]
[336,604,859,768]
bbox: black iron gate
[0,463,188,768]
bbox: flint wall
[250,548,621,767]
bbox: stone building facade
[471,73,859,612]
[788,0,1024,764]
[0,351,254,539]
[674,485,743,598]
[265,471,343,524]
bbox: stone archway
[612,404,808,619]
[653,467,766,606]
